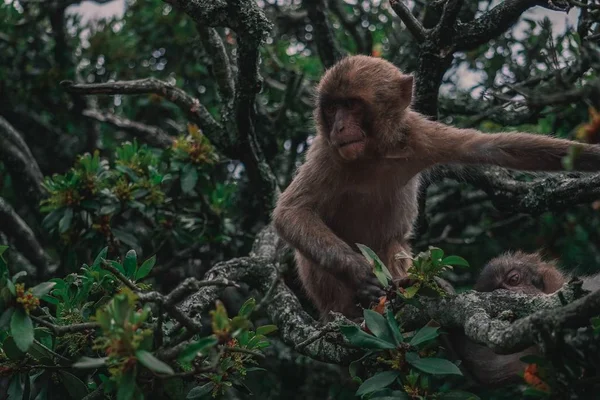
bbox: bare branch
[454,0,571,51]
[433,0,464,41]
[0,116,45,203]
[433,165,600,215]
[197,26,235,102]
[389,0,428,43]
[304,0,344,67]
[0,197,51,275]
[61,78,224,149]
[82,109,174,148]
[31,316,99,336]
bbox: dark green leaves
[356,243,392,287]
[356,371,400,397]
[441,255,469,268]
[124,250,138,278]
[340,325,396,350]
[181,163,198,194]
[178,337,219,364]
[187,383,214,399]
[364,310,395,344]
[405,352,462,376]
[30,282,56,298]
[409,326,439,347]
[136,350,174,375]
[135,255,156,280]
[10,308,34,351]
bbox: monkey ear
[397,74,414,110]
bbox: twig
[101,260,140,291]
[223,346,266,359]
[31,316,99,336]
[82,109,174,148]
[389,0,428,43]
[0,197,51,275]
[254,273,280,314]
[61,78,224,149]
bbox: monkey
[272,54,600,321]
[453,251,600,386]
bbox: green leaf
[0,307,14,329]
[58,370,89,399]
[364,310,395,344]
[181,164,199,194]
[6,278,16,296]
[30,282,56,298]
[409,326,440,347]
[59,208,73,234]
[135,255,156,280]
[405,352,462,376]
[10,309,34,352]
[340,325,396,350]
[135,350,174,375]
[178,337,218,364]
[187,383,215,399]
[0,245,8,256]
[238,298,255,317]
[28,340,56,363]
[430,248,444,264]
[12,271,27,283]
[91,247,108,269]
[256,325,278,336]
[72,356,108,369]
[3,336,26,360]
[123,250,138,279]
[370,390,410,400]
[441,255,470,268]
[439,390,480,400]
[355,371,400,397]
[356,243,392,287]
[385,308,403,344]
[117,368,137,400]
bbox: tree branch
[389,0,428,43]
[61,78,224,149]
[0,197,50,275]
[197,26,235,102]
[454,0,571,52]
[0,116,45,203]
[82,109,174,148]
[433,165,600,215]
[304,0,344,67]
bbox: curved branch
[389,0,428,43]
[61,78,224,149]
[197,26,235,102]
[398,280,589,354]
[433,165,600,215]
[304,0,344,68]
[82,109,174,148]
[0,197,50,275]
[0,116,45,203]
[454,0,571,51]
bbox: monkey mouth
[337,138,365,148]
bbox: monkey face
[321,98,369,161]
[314,55,414,161]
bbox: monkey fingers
[356,275,386,308]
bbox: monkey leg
[295,253,362,320]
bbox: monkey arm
[418,118,600,172]
[272,205,369,276]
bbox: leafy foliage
[0,248,274,400]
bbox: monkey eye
[324,104,337,115]
[506,271,520,286]
[346,99,361,110]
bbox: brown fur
[454,251,567,386]
[273,55,600,320]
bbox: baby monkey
[456,251,599,386]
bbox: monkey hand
[356,274,386,309]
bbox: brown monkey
[272,55,600,320]
[455,251,599,386]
